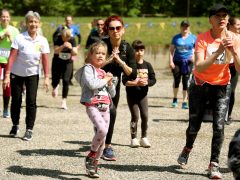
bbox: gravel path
[0,70,238,180]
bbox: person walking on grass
[75,41,116,178]
[0,9,19,118]
[3,11,50,141]
[51,28,78,110]
[225,16,240,125]
[177,4,240,179]
[122,40,156,148]
[101,15,137,161]
[169,20,196,109]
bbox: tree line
[1,0,240,17]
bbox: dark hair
[65,15,73,20]
[132,40,145,50]
[228,16,240,26]
[103,15,124,35]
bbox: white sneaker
[140,137,151,148]
[130,138,140,148]
[61,99,68,110]
[52,85,59,98]
[208,162,222,179]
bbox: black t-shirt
[53,36,76,60]
[122,60,156,97]
[102,37,137,81]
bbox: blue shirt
[171,33,196,61]
[56,24,80,37]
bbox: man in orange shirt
[177,4,240,179]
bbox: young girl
[75,41,115,178]
[122,40,156,148]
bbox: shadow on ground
[7,166,84,180]
[16,141,91,158]
[100,164,208,177]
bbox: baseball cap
[209,4,229,18]
[180,20,190,27]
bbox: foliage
[1,0,240,17]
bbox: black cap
[180,20,190,27]
[209,4,229,18]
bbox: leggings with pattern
[185,82,230,163]
[127,94,148,139]
[86,106,110,160]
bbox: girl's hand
[105,72,113,86]
[137,79,148,86]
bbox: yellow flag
[136,23,141,31]
[87,23,92,30]
[159,22,165,29]
[12,21,18,27]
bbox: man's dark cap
[180,20,190,27]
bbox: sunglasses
[108,26,122,31]
[97,23,104,26]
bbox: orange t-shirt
[193,30,239,85]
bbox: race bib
[59,52,71,60]
[0,48,10,58]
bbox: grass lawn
[11,16,211,52]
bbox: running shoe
[208,162,222,179]
[225,116,233,125]
[177,146,192,165]
[3,110,10,118]
[130,138,140,148]
[182,102,189,109]
[102,147,116,161]
[140,137,151,148]
[85,152,99,178]
[9,125,19,137]
[22,129,33,141]
[171,99,178,108]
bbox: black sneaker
[9,125,19,137]
[22,129,33,141]
[177,146,192,165]
[85,155,99,178]
[225,117,233,125]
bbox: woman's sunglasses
[108,26,122,31]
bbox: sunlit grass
[11,16,211,53]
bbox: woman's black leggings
[185,82,230,163]
[105,79,121,144]
[51,57,73,98]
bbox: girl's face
[108,20,125,40]
[90,46,107,68]
[134,49,144,62]
[26,17,39,35]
